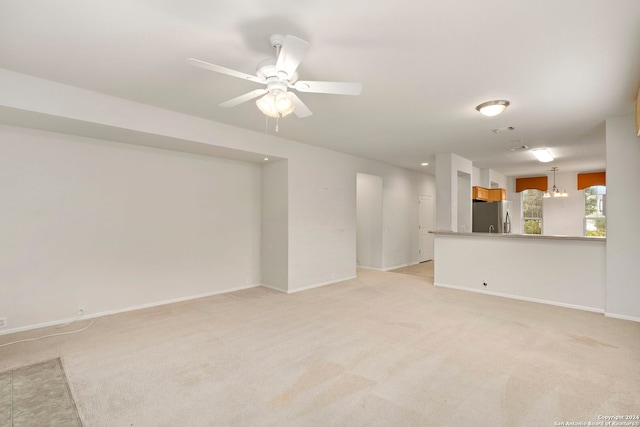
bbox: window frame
[584,185,606,237]
[522,189,543,235]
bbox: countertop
[431,230,606,242]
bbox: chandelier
[543,167,568,198]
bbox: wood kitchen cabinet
[472,186,489,201]
[488,188,506,202]
[473,186,506,202]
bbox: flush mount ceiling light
[421,162,429,166]
[476,100,510,117]
[531,148,554,163]
[543,167,568,198]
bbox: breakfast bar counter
[433,230,604,241]
[432,231,606,312]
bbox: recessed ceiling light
[421,162,429,166]
[509,140,528,150]
[531,148,554,162]
[476,100,510,117]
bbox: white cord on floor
[0,317,94,349]
[56,311,83,329]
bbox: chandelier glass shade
[256,92,295,118]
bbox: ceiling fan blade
[289,92,313,118]
[186,58,264,84]
[275,35,310,79]
[292,80,363,96]
[219,89,268,107]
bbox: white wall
[472,168,506,189]
[542,172,585,236]
[605,114,640,321]
[284,149,435,289]
[506,177,521,232]
[436,153,472,231]
[434,234,606,312]
[508,171,594,237]
[0,125,262,331]
[457,171,471,232]
[489,169,507,189]
[261,159,288,291]
[0,70,436,329]
[473,167,485,187]
[356,173,383,269]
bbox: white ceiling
[1,0,639,176]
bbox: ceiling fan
[186,34,362,118]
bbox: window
[584,185,606,237]
[522,189,543,234]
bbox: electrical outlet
[0,317,7,328]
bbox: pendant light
[543,167,568,198]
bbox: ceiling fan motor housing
[266,78,288,95]
[256,58,298,84]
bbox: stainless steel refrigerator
[472,200,512,233]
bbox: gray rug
[0,358,83,427]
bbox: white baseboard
[604,312,640,323]
[433,282,605,314]
[0,284,259,336]
[260,283,287,293]
[287,276,358,294]
[356,265,385,272]
[357,261,422,272]
[383,263,410,271]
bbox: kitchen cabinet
[473,186,506,202]
[488,188,506,202]
[472,186,489,201]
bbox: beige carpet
[0,268,638,426]
[390,260,434,278]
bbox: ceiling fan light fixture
[275,92,295,117]
[476,100,510,117]
[256,92,295,118]
[256,94,277,117]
